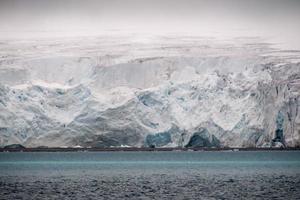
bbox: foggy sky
[0,0,299,48]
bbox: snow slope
[0,35,299,147]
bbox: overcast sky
[0,0,299,48]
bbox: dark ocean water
[0,151,300,199]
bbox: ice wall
[0,36,299,147]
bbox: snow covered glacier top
[0,34,299,148]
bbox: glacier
[0,35,299,148]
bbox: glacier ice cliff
[0,35,299,148]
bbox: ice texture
[0,35,299,147]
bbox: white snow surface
[0,35,299,147]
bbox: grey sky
[0,0,299,48]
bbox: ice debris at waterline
[0,35,300,148]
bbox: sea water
[0,151,300,199]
